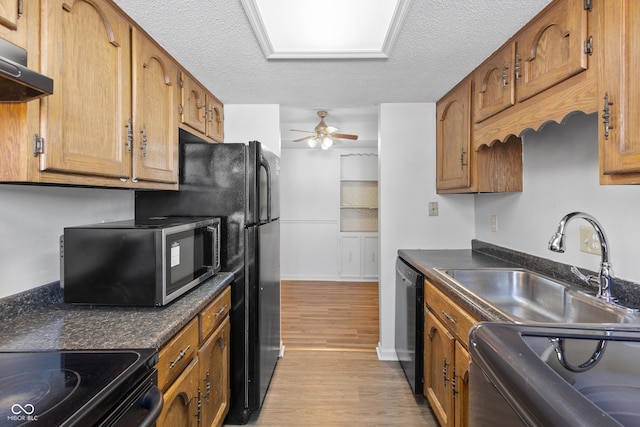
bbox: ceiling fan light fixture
[321,136,334,150]
[308,137,318,148]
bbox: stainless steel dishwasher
[395,257,424,394]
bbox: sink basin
[470,323,640,427]
[523,328,640,426]
[436,268,636,323]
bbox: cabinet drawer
[199,287,231,342]
[158,317,199,391]
[425,280,479,347]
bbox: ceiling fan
[290,111,358,149]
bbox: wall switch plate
[428,202,438,216]
[491,215,498,232]
[580,225,601,255]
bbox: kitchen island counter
[0,272,233,351]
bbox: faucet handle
[571,266,600,288]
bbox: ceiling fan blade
[293,135,313,143]
[332,133,359,140]
[290,129,314,133]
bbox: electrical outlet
[491,215,498,232]
[428,202,439,216]
[580,225,601,255]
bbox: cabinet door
[0,0,19,30]
[340,235,361,278]
[436,80,472,191]
[599,0,640,178]
[362,235,378,279]
[206,93,224,142]
[181,73,207,135]
[0,0,28,47]
[157,357,199,427]
[131,28,179,184]
[424,309,455,427]
[40,0,131,179]
[474,43,515,123]
[199,316,231,427]
[453,342,470,427]
[515,0,589,102]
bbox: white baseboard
[376,342,399,361]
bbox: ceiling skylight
[241,0,411,59]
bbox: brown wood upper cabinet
[180,72,225,143]
[437,79,523,194]
[0,0,223,189]
[474,44,516,124]
[35,0,179,188]
[0,0,29,47]
[515,0,589,102]
[436,80,472,192]
[39,0,133,182]
[598,0,640,184]
[132,27,180,184]
[474,0,590,124]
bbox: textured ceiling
[113,0,553,110]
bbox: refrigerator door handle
[260,155,272,222]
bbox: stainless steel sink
[470,323,640,427]
[436,268,636,324]
[523,328,640,426]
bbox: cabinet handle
[442,358,449,386]
[168,344,191,369]
[442,310,457,324]
[452,366,458,396]
[460,148,467,169]
[501,61,508,89]
[602,92,614,140]
[214,305,228,319]
[514,54,521,82]
[203,370,211,400]
[125,118,133,153]
[140,125,148,157]
[196,387,202,423]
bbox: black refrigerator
[135,140,281,424]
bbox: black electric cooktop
[0,349,157,426]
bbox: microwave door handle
[205,225,220,269]
[260,155,272,222]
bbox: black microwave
[61,217,221,306]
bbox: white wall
[475,112,640,284]
[377,103,475,359]
[0,186,133,298]
[280,147,377,280]
[224,104,281,156]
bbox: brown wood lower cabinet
[157,287,231,427]
[158,357,200,427]
[199,316,231,427]
[424,280,479,427]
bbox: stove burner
[0,369,80,423]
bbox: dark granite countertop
[399,240,640,322]
[399,248,518,322]
[0,272,233,351]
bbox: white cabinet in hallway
[339,233,379,280]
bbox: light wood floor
[234,280,437,426]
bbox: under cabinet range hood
[0,38,53,102]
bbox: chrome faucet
[548,212,613,302]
